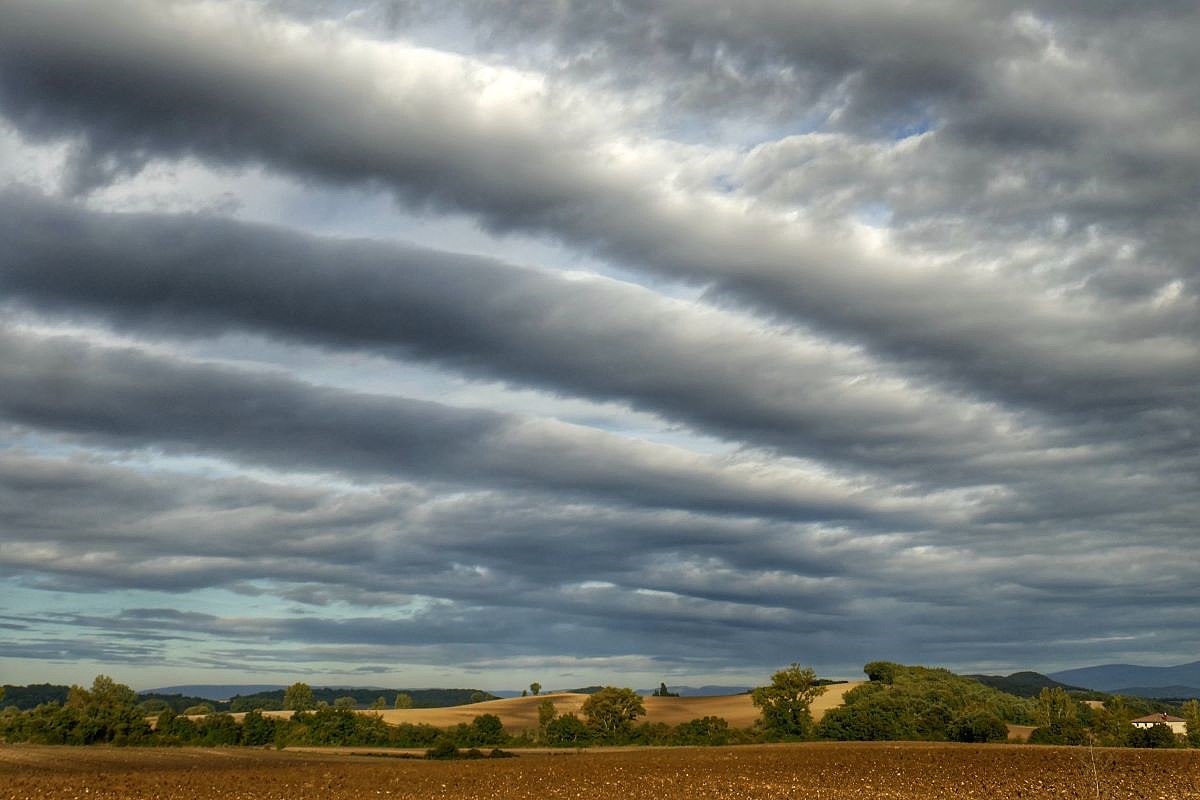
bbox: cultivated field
[239,682,864,732]
[3,742,1199,799]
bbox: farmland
[235,682,862,732]
[3,742,1199,799]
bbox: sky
[0,0,1196,693]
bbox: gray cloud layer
[0,0,1196,681]
[0,190,1032,484]
[1,0,1194,424]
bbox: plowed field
[2,742,1199,799]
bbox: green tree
[581,687,645,740]
[283,682,316,711]
[1182,699,1200,747]
[1029,687,1086,745]
[470,713,506,745]
[672,716,730,745]
[529,682,541,696]
[334,696,357,709]
[753,663,822,738]
[394,692,413,709]
[948,710,1009,742]
[544,713,590,745]
[137,698,171,715]
[537,698,557,740]
[240,709,276,746]
[1128,724,1177,749]
[371,696,388,710]
[1034,687,1077,728]
[864,661,898,684]
[200,713,239,745]
[1091,696,1133,747]
[182,703,214,716]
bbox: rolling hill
[239,683,864,732]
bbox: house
[1130,713,1187,735]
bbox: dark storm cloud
[0,0,1197,680]
[0,327,893,522]
[0,449,870,601]
[4,449,1197,672]
[0,191,1032,485]
[0,0,1193,430]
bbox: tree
[581,687,645,739]
[394,692,413,710]
[137,698,171,715]
[1029,687,1086,745]
[864,661,898,684]
[537,698,557,740]
[753,663,823,738]
[544,713,590,745]
[948,710,1009,743]
[240,709,276,746]
[1182,699,1200,748]
[1034,687,1077,728]
[1128,723,1177,749]
[1091,696,1133,747]
[470,713,506,745]
[283,682,316,711]
[529,682,541,696]
[371,696,388,710]
[182,704,214,716]
[334,696,357,709]
[652,682,678,697]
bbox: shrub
[949,710,1009,743]
[1127,725,1178,749]
[426,738,459,759]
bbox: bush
[1127,725,1178,749]
[182,704,214,716]
[673,716,730,746]
[425,738,459,759]
[544,713,591,746]
[949,710,1009,743]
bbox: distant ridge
[139,684,285,700]
[1110,685,1200,700]
[1048,660,1200,693]
[967,671,1081,698]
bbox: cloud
[0,326,913,523]
[0,0,1193,426]
[0,190,1036,485]
[0,0,1196,683]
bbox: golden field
[237,682,864,733]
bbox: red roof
[1131,713,1185,723]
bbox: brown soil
[3,742,1199,799]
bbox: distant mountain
[1110,685,1200,700]
[967,671,1081,697]
[1048,661,1200,693]
[139,684,285,700]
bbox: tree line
[2,665,1198,750]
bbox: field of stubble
[2,742,1199,800]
